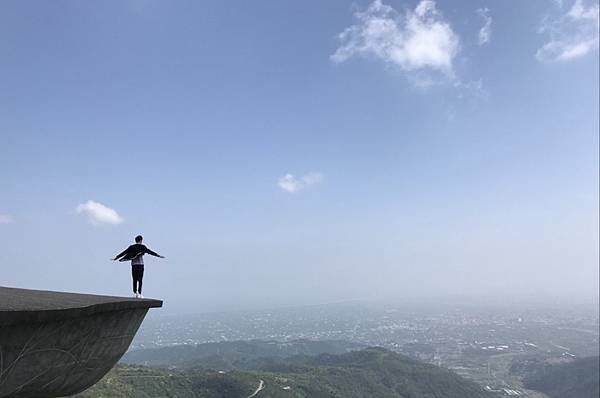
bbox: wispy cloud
[331,0,460,84]
[278,173,324,193]
[477,8,492,46]
[0,214,12,225]
[537,0,599,62]
[76,200,124,225]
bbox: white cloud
[76,200,123,225]
[537,0,599,62]
[0,214,12,224]
[278,173,324,193]
[477,8,492,46]
[331,0,460,82]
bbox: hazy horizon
[1,0,598,312]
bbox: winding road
[247,379,265,398]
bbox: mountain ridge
[79,344,494,398]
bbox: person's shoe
[138,294,144,299]
[134,293,139,298]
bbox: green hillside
[78,347,493,398]
[522,356,599,398]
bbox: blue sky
[0,0,598,311]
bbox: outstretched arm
[112,247,129,261]
[144,246,165,258]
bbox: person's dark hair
[135,235,143,243]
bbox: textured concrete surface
[0,286,162,398]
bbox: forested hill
[522,356,600,398]
[79,347,494,398]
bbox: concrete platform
[0,286,162,398]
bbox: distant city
[130,300,599,396]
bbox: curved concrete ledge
[0,286,162,398]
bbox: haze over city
[1,0,598,313]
